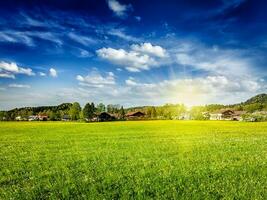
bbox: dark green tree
[0,111,6,121]
[119,106,125,120]
[151,106,157,119]
[83,102,95,121]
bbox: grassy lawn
[0,121,266,199]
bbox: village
[2,94,267,122]
[13,108,267,122]
[14,111,147,122]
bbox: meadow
[0,121,266,199]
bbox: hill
[244,93,267,104]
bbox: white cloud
[0,61,35,79]
[173,42,254,77]
[0,32,34,46]
[76,70,116,88]
[39,72,46,76]
[125,77,138,86]
[97,43,168,72]
[68,32,96,46]
[28,32,62,46]
[131,43,167,58]
[0,31,62,46]
[9,84,31,88]
[108,29,139,42]
[0,73,15,79]
[79,49,93,58]
[121,75,266,106]
[107,0,132,18]
[0,32,17,43]
[49,68,57,77]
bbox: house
[96,112,116,122]
[38,115,48,121]
[176,113,191,120]
[16,116,28,121]
[232,111,246,121]
[15,116,22,121]
[28,115,38,121]
[210,109,245,121]
[126,111,145,120]
[210,112,223,120]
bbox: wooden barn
[126,111,145,120]
[97,112,116,122]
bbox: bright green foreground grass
[0,121,266,199]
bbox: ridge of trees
[1,94,267,121]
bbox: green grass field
[0,121,266,199]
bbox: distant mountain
[244,93,267,104]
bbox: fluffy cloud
[97,47,156,72]
[49,68,57,77]
[122,75,266,106]
[0,61,35,79]
[107,0,132,18]
[97,43,167,72]
[76,70,116,88]
[131,43,167,58]
[8,84,31,88]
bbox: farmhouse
[15,116,22,121]
[232,111,246,121]
[28,115,39,121]
[176,113,191,120]
[210,109,245,121]
[96,112,116,122]
[38,115,48,121]
[126,111,145,120]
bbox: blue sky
[0,0,267,109]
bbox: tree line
[1,93,267,121]
[0,102,127,121]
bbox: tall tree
[83,102,95,121]
[0,111,6,121]
[91,102,96,114]
[107,104,120,114]
[96,103,105,113]
[48,110,57,121]
[146,107,152,118]
[151,106,157,119]
[119,106,125,120]
[69,102,81,120]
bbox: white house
[210,109,245,121]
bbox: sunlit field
[0,121,266,199]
